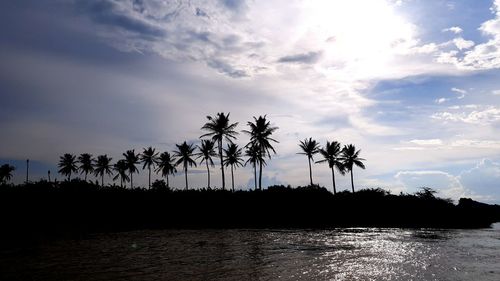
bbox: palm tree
[58,153,78,181]
[223,143,244,192]
[140,146,159,189]
[78,153,94,181]
[340,144,366,193]
[113,160,130,188]
[123,150,139,188]
[0,164,15,184]
[173,141,197,190]
[243,115,279,190]
[196,139,217,188]
[298,138,321,186]
[94,154,113,187]
[244,143,266,190]
[316,141,345,194]
[201,112,239,190]
[156,152,177,188]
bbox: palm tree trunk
[184,165,188,190]
[206,161,210,188]
[101,174,104,187]
[148,167,151,189]
[219,140,225,190]
[308,157,313,186]
[68,172,71,182]
[166,175,169,188]
[350,169,355,193]
[331,167,336,194]
[253,162,257,190]
[259,160,263,190]
[231,165,234,192]
[85,173,87,181]
[130,172,133,189]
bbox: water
[1,224,500,280]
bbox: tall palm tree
[316,141,344,194]
[58,153,78,181]
[156,152,177,188]
[78,153,94,181]
[340,144,366,193]
[94,154,113,187]
[173,141,197,190]
[244,143,266,190]
[123,150,139,188]
[201,112,239,190]
[243,115,278,190]
[196,139,217,188]
[0,164,15,184]
[140,146,159,189]
[113,160,130,188]
[223,143,244,192]
[298,138,321,186]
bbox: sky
[1,0,500,203]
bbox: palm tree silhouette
[201,112,239,190]
[78,153,94,181]
[113,159,130,188]
[244,143,266,190]
[156,152,177,188]
[340,144,366,193]
[123,150,139,188]
[94,154,113,187]
[298,138,321,186]
[316,141,345,194]
[196,139,217,189]
[140,146,159,189]
[243,115,278,190]
[58,153,78,181]
[223,143,244,192]
[173,141,197,190]
[0,164,15,184]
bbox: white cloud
[394,170,466,200]
[432,106,500,125]
[435,97,448,104]
[492,89,500,95]
[442,26,463,34]
[451,87,466,98]
[452,37,475,50]
[409,139,443,146]
[459,159,500,202]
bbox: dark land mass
[1,180,500,241]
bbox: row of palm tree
[3,113,366,192]
[299,138,365,194]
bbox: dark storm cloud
[76,0,166,39]
[278,51,323,64]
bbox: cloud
[452,37,475,50]
[277,51,323,64]
[451,87,466,99]
[442,26,463,34]
[409,139,443,146]
[459,159,500,202]
[76,0,166,39]
[394,170,465,200]
[207,59,248,78]
[435,97,449,104]
[492,89,500,95]
[431,106,500,125]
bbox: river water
[1,225,499,280]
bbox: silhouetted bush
[0,181,499,240]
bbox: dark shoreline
[1,181,500,241]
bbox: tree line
[0,113,366,192]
